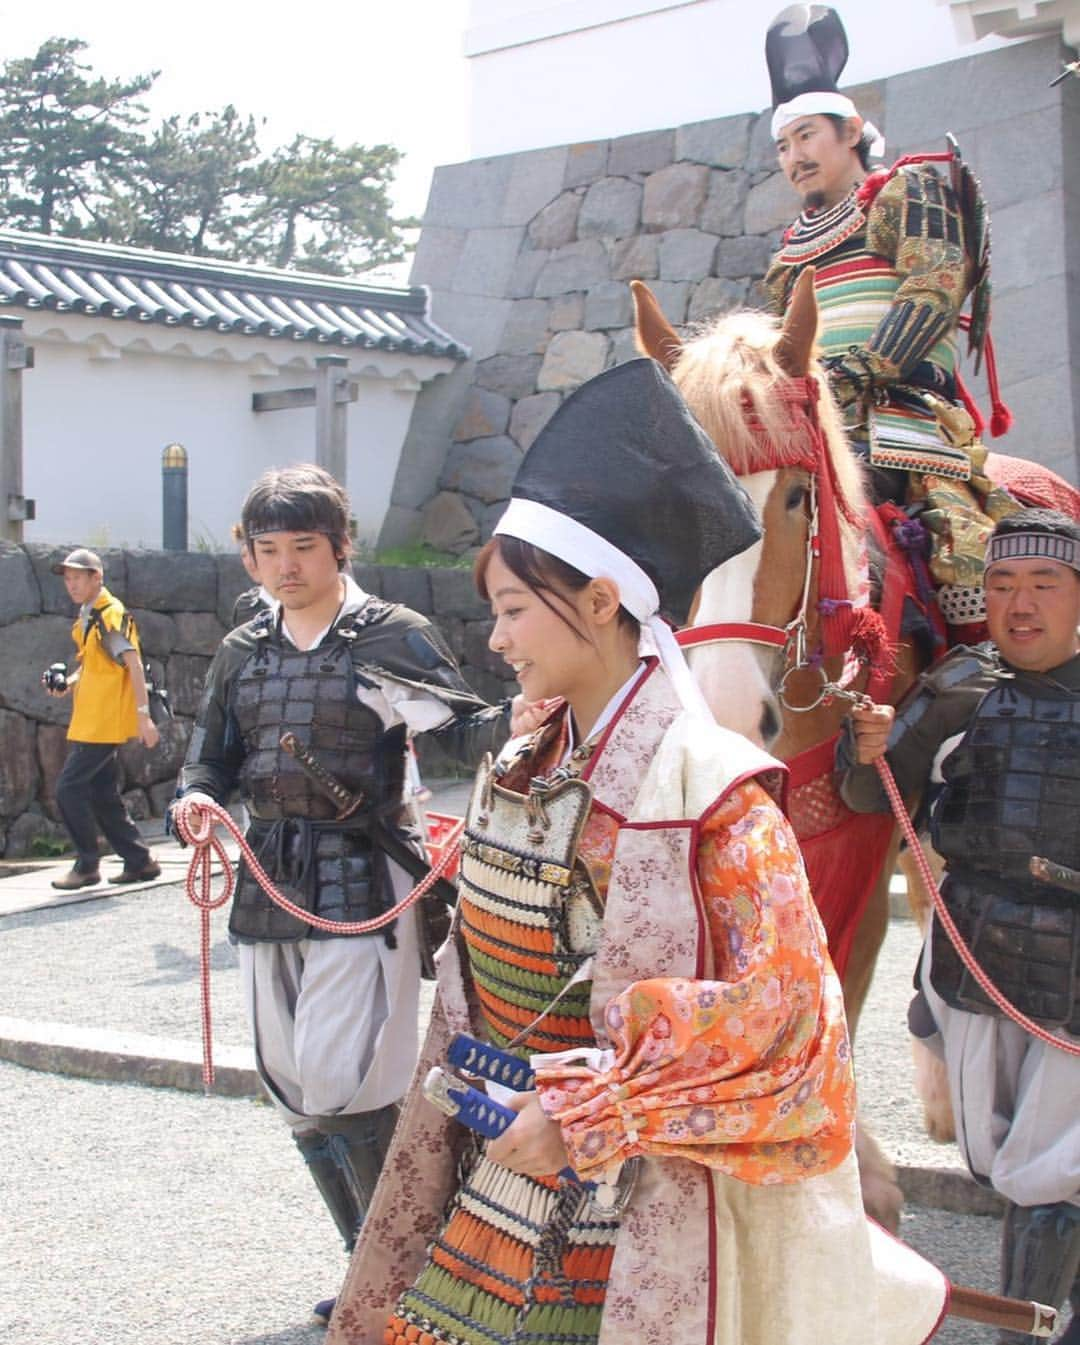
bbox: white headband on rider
[494,497,714,720]
[771,92,885,159]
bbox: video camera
[41,662,69,693]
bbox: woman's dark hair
[241,464,352,570]
[474,535,640,643]
[824,113,875,171]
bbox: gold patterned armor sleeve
[828,167,974,408]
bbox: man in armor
[841,508,1080,1343]
[763,4,1016,639]
[171,465,515,1322]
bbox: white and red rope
[173,798,465,1086]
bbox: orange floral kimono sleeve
[534,781,856,1184]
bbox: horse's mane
[672,306,867,592]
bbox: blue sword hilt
[447,1032,536,1091]
[422,1066,518,1140]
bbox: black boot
[997,1203,1080,1344]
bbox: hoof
[912,1041,955,1144]
[856,1119,903,1234]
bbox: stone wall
[383,34,1079,553]
[0,544,506,859]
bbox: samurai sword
[1030,855,1080,896]
[447,1032,536,1092]
[278,732,458,905]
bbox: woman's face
[485,548,601,704]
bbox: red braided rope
[872,759,1080,1057]
[173,798,465,1086]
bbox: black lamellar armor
[931,677,1080,1031]
[180,596,510,944]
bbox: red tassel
[981,334,1012,438]
[954,371,985,437]
[856,167,892,208]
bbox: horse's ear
[630,280,683,373]
[775,266,818,378]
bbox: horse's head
[633,272,866,751]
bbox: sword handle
[1030,855,1080,895]
[279,732,355,810]
[447,1032,536,1092]
[948,1285,1056,1336]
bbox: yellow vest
[68,587,142,744]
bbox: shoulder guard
[336,595,395,638]
[867,163,965,267]
[921,642,1000,695]
[945,134,992,367]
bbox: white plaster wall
[18,317,452,550]
[465,0,1015,157]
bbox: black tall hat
[766,4,849,108]
[497,358,761,626]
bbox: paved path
[0,779,1049,1343]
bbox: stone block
[122,788,151,822]
[477,501,509,543]
[537,330,610,391]
[453,227,527,298]
[608,129,675,177]
[119,712,191,788]
[377,505,423,552]
[0,616,77,724]
[700,170,750,236]
[379,566,433,615]
[714,235,773,279]
[419,492,480,556]
[474,354,543,402]
[5,808,69,859]
[564,140,609,188]
[163,653,211,719]
[642,163,710,231]
[0,544,40,626]
[128,608,178,658]
[0,709,38,818]
[215,553,252,628]
[496,301,550,357]
[609,327,643,367]
[36,722,68,813]
[658,229,717,282]
[526,191,581,250]
[990,278,1069,388]
[463,620,505,679]
[675,114,753,169]
[744,172,796,236]
[503,146,569,226]
[688,277,749,324]
[968,106,1063,213]
[428,292,512,363]
[430,567,488,621]
[173,611,227,657]
[149,778,180,816]
[125,550,217,613]
[352,563,384,597]
[439,436,523,505]
[986,366,1075,479]
[534,241,610,298]
[578,178,643,240]
[26,545,126,616]
[644,282,691,326]
[453,387,512,441]
[408,226,467,290]
[610,234,659,281]
[585,281,633,331]
[424,156,513,230]
[509,392,561,451]
[746,109,780,175]
[991,193,1065,294]
[506,248,549,300]
[548,293,585,331]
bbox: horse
[633,269,1080,1217]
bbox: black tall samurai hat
[499,359,761,625]
[766,4,849,108]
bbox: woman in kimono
[327,359,948,1345]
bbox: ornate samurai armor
[930,678,1080,1030]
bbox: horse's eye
[785,484,808,510]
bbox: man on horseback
[764,4,1016,642]
[842,507,1080,1343]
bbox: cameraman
[44,548,161,890]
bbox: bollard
[162,442,188,551]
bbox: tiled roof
[0,229,468,359]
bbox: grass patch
[30,836,70,858]
[370,544,471,569]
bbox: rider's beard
[803,189,826,212]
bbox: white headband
[493,497,714,720]
[985,530,1080,575]
[771,92,885,160]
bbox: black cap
[766,4,849,108]
[509,359,761,625]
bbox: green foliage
[30,836,70,858]
[372,544,472,569]
[0,37,413,275]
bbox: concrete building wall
[17,317,455,552]
[384,34,1078,549]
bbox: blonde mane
[671,306,867,592]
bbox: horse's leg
[897,843,956,1144]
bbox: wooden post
[315,357,349,485]
[0,316,35,542]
